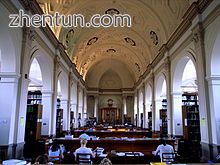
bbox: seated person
[48,143,64,162]
[79,133,90,140]
[153,138,174,162]
[74,139,95,163]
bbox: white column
[136,90,139,127]
[142,84,146,128]
[75,83,79,128]
[41,91,53,136]
[122,96,127,124]
[71,103,77,128]
[84,92,87,125]
[207,76,220,144]
[15,27,33,145]
[0,74,19,145]
[172,93,183,136]
[81,90,85,126]
[94,96,99,121]
[193,25,211,144]
[61,99,68,131]
[155,99,161,131]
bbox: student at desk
[74,139,96,163]
[153,139,174,162]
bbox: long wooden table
[72,130,152,138]
[54,138,175,156]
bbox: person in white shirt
[153,139,174,162]
[74,139,95,163]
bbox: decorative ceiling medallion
[124,37,136,46]
[150,31,158,45]
[106,48,116,53]
[135,63,141,72]
[87,37,98,46]
[105,8,120,15]
[65,29,74,45]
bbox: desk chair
[125,152,140,164]
[49,155,61,164]
[161,153,176,163]
[76,153,92,164]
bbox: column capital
[191,23,204,46]
[163,56,171,74]
[206,75,220,85]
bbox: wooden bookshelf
[182,92,201,159]
[25,91,43,142]
[148,111,152,131]
[25,104,43,142]
[27,91,42,105]
[160,99,168,137]
[56,108,63,137]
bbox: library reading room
[0,0,220,164]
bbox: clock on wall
[107,99,113,107]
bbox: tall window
[182,60,197,92]
[28,58,43,91]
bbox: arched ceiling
[37,0,190,87]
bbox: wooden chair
[76,153,92,164]
[161,152,176,163]
[125,152,140,164]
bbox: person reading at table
[48,143,64,163]
[74,139,96,163]
[153,138,174,162]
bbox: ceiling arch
[85,59,135,88]
[37,0,190,86]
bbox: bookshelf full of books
[160,99,168,137]
[182,92,201,160]
[25,91,43,142]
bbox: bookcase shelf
[25,91,43,142]
[160,99,168,137]
[148,111,152,131]
[56,98,63,137]
[182,92,201,159]
[56,108,63,137]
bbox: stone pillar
[84,91,88,125]
[81,89,85,126]
[94,95,99,122]
[14,27,33,149]
[192,24,211,144]
[142,83,146,128]
[207,76,220,144]
[50,55,60,135]
[172,93,183,136]
[75,82,79,128]
[122,95,127,124]
[136,90,139,127]
[150,72,156,132]
[192,24,213,161]
[206,77,220,161]
[155,99,161,131]
[164,56,173,136]
[60,99,68,131]
[0,73,20,159]
[41,91,53,136]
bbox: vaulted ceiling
[37,0,190,89]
